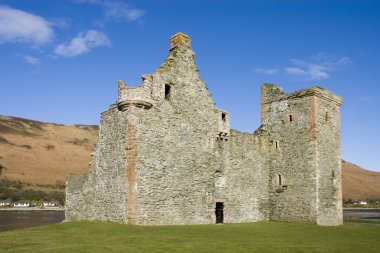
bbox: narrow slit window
[278,175,282,186]
[275,141,279,149]
[289,115,293,122]
[165,84,171,100]
[325,112,330,121]
[221,113,226,122]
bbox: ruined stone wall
[66,106,128,223]
[223,130,269,223]
[66,33,342,226]
[66,173,95,221]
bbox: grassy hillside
[342,160,380,202]
[0,221,379,253]
[0,115,98,184]
[0,115,379,202]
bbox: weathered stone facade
[66,33,343,226]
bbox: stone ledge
[117,100,153,111]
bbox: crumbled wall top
[262,83,342,106]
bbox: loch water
[0,209,379,232]
[0,210,65,232]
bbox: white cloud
[24,55,40,65]
[54,30,110,57]
[285,55,351,81]
[285,60,330,80]
[254,68,279,75]
[255,54,351,81]
[76,0,144,22]
[104,2,144,21]
[16,53,41,64]
[0,5,53,45]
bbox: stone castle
[66,33,343,226]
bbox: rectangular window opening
[165,84,171,100]
[221,113,226,122]
[289,115,293,122]
[279,175,282,186]
[275,141,279,149]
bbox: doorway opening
[215,202,224,224]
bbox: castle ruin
[66,33,343,226]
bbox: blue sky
[0,0,379,172]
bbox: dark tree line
[0,179,65,205]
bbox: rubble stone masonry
[66,33,343,226]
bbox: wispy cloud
[16,54,41,64]
[0,5,54,46]
[357,96,379,103]
[76,0,145,22]
[254,53,352,81]
[254,68,279,75]
[24,55,40,64]
[54,30,110,57]
[285,54,352,81]
[104,2,144,21]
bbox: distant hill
[0,115,379,201]
[341,160,380,201]
[0,115,98,184]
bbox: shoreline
[343,208,380,211]
[0,207,64,211]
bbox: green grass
[0,221,379,253]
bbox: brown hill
[0,115,379,201]
[342,160,380,201]
[0,115,98,184]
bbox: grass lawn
[0,221,379,253]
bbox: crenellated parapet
[117,80,153,111]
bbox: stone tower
[261,85,343,225]
[66,33,343,226]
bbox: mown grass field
[0,221,379,253]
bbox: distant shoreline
[343,208,380,211]
[0,207,64,211]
